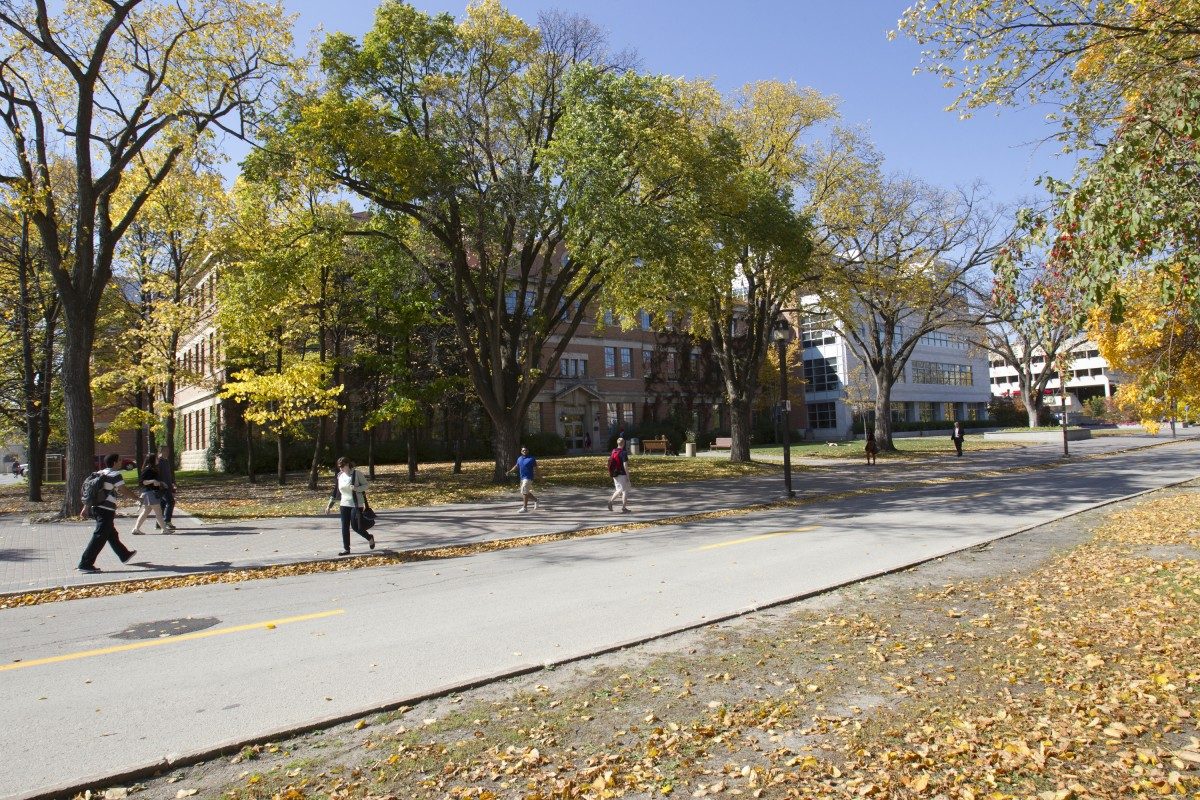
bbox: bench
[641,436,673,455]
[711,436,732,450]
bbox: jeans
[160,489,175,522]
[339,505,372,550]
[79,507,133,568]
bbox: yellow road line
[1,609,344,673]
[697,525,819,551]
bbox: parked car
[91,454,137,471]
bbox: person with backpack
[607,437,632,513]
[325,456,376,555]
[77,453,137,573]
[156,445,177,528]
[130,454,174,534]
[505,445,539,513]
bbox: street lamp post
[772,318,795,499]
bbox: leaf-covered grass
[0,456,781,520]
[751,434,1021,459]
[140,485,1200,800]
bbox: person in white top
[324,456,376,555]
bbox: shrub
[522,432,567,457]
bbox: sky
[274,0,1076,212]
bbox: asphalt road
[2,440,1198,799]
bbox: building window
[943,402,958,421]
[917,401,934,422]
[526,403,541,434]
[807,401,838,429]
[665,351,677,379]
[639,310,652,331]
[604,347,616,378]
[911,360,974,386]
[642,350,653,374]
[800,315,836,348]
[621,402,635,426]
[606,403,619,432]
[505,289,536,316]
[620,348,633,378]
[559,357,587,378]
[603,309,614,326]
[803,356,840,393]
[918,331,968,350]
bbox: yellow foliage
[1089,267,1200,426]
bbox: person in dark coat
[951,421,965,457]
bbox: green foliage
[521,432,567,457]
[220,361,342,438]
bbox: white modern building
[987,339,1122,406]
[797,311,993,440]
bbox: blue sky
[278,0,1074,210]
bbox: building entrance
[561,412,586,451]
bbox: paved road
[1,438,1198,799]
[1,432,1192,595]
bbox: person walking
[951,421,965,457]
[77,453,137,573]
[864,430,878,465]
[131,455,174,534]
[325,456,376,555]
[506,445,539,513]
[607,436,632,513]
[156,445,177,528]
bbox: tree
[896,0,1200,148]
[220,361,342,484]
[1089,265,1200,429]
[217,181,351,486]
[0,195,59,500]
[973,213,1079,427]
[816,175,1005,450]
[593,80,844,461]
[265,0,689,480]
[1048,73,1200,317]
[0,0,295,514]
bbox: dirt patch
[87,482,1200,800]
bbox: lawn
[751,433,1021,459]
[0,455,781,520]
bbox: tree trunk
[60,309,98,516]
[491,417,521,482]
[276,434,286,485]
[134,388,146,469]
[728,398,753,463]
[406,427,418,482]
[307,418,327,491]
[1024,397,1040,428]
[246,421,257,484]
[872,372,896,451]
[453,407,465,474]
[16,217,42,502]
[367,428,375,480]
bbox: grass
[751,434,1021,459]
[0,455,781,520]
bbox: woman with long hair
[131,454,174,534]
[325,456,376,555]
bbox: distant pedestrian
[77,453,137,573]
[131,455,174,534]
[607,437,632,513]
[325,456,375,555]
[9,460,18,477]
[156,445,177,528]
[865,431,878,465]
[951,422,965,457]
[506,445,539,513]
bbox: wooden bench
[641,436,673,455]
[711,436,733,450]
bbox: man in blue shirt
[506,445,539,513]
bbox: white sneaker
[517,507,527,514]
[533,500,539,510]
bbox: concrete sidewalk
[1,431,1194,595]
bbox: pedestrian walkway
[0,431,1194,595]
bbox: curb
[12,473,1197,800]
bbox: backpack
[80,470,107,517]
[607,449,623,478]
